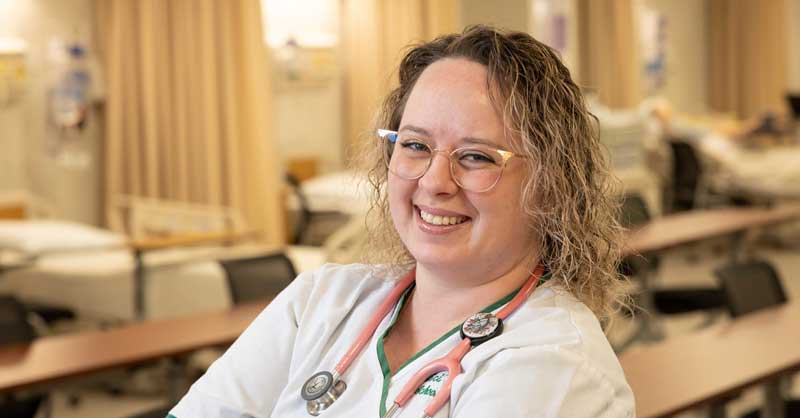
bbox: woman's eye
[461,151,497,164]
[400,140,430,153]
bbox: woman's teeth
[419,209,467,226]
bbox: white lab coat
[170,263,635,418]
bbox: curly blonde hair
[356,25,626,320]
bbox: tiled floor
[41,236,800,418]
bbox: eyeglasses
[377,129,518,193]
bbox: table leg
[709,401,726,418]
[166,357,188,405]
[636,268,665,342]
[729,230,748,264]
[134,249,145,320]
[43,394,54,418]
[763,380,786,418]
[614,267,665,353]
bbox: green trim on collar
[373,273,548,418]
[167,415,177,418]
[376,283,415,418]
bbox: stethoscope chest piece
[302,371,347,416]
[460,312,503,346]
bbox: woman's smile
[414,204,471,234]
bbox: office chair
[715,260,799,418]
[220,252,297,304]
[785,93,800,142]
[715,260,787,317]
[285,173,312,245]
[0,296,46,418]
[25,303,75,326]
[785,93,800,122]
[619,194,725,316]
[667,140,704,212]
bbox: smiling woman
[170,25,634,418]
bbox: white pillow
[0,220,126,255]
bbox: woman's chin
[409,245,468,270]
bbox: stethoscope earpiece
[302,371,347,416]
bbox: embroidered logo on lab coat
[415,371,448,398]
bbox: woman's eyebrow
[398,125,430,136]
[462,136,502,148]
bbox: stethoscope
[300,264,545,417]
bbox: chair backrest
[786,92,800,120]
[668,140,702,211]
[620,193,651,229]
[220,253,297,304]
[285,173,311,245]
[0,296,36,346]
[0,396,44,418]
[714,260,788,318]
[0,297,43,418]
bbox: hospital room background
[1,0,800,417]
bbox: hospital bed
[653,102,800,206]
[691,132,800,202]
[0,194,322,322]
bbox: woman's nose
[418,152,459,195]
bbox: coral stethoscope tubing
[300,264,545,417]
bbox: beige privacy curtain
[340,0,460,156]
[94,0,284,244]
[708,0,787,119]
[576,0,641,109]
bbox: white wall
[0,102,27,190]
[0,0,102,224]
[264,0,343,174]
[642,0,709,114]
[272,60,343,173]
[529,0,580,79]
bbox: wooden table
[0,301,267,394]
[624,203,800,256]
[620,301,800,418]
[617,203,800,352]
